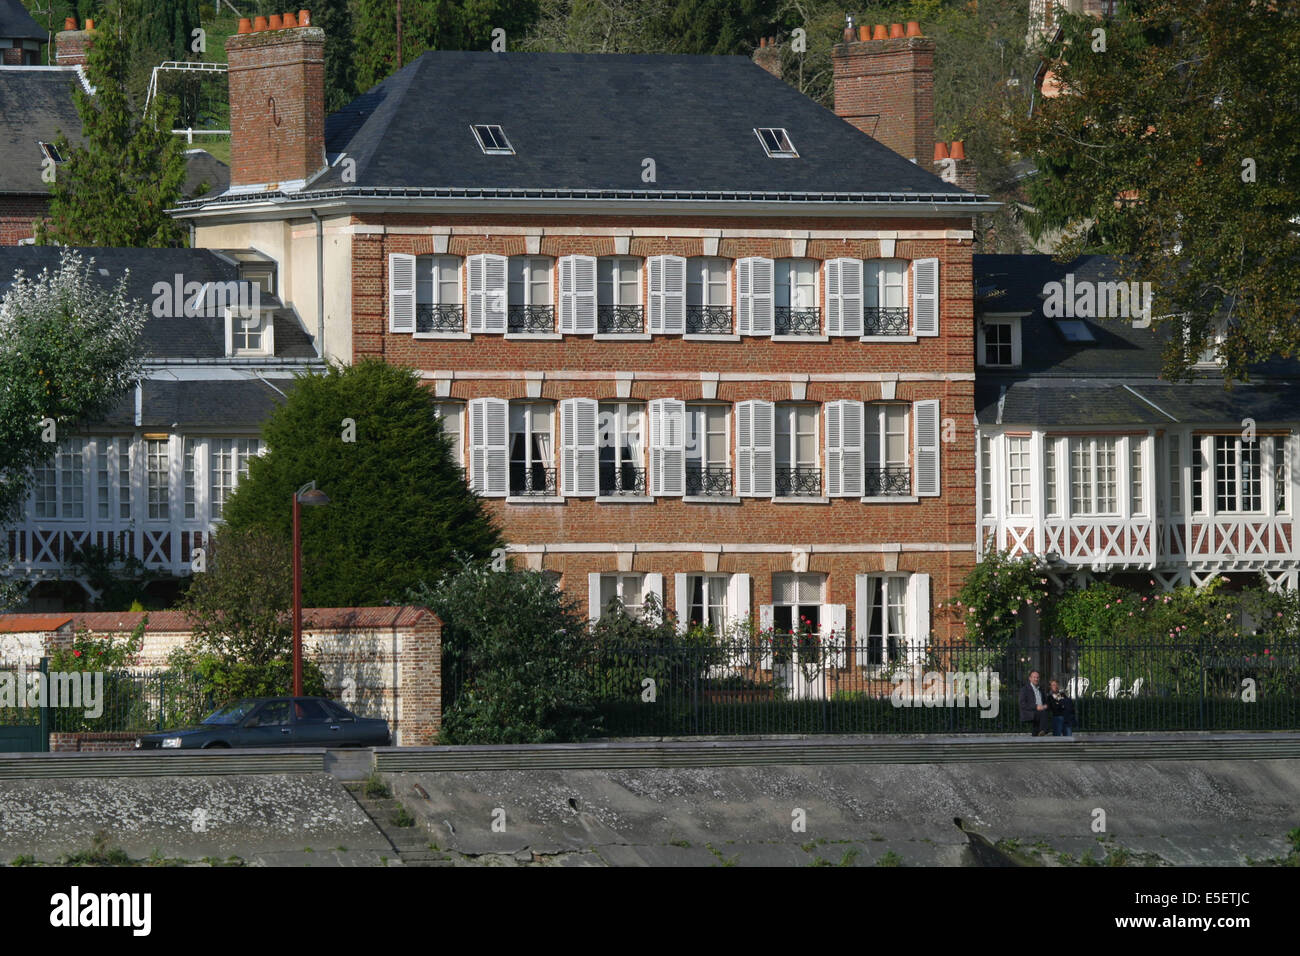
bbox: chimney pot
[283,12,298,27]
[889,23,904,38]
[237,17,252,34]
[63,17,77,30]
[857,25,870,41]
[872,24,888,40]
[299,9,311,26]
[84,18,93,30]
[253,15,268,30]
[759,37,766,47]
[906,21,923,37]
[269,14,283,29]
[950,140,966,160]
[934,142,950,162]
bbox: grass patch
[876,851,903,867]
[364,772,391,799]
[705,843,738,867]
[839,849,860,867]
[392,805,416,828]
[59,830,130,866]
[669,839,691,848]
[8,855,36,867]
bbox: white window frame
[145,437,170,521]
[1214,435,1264,514]
[1069,436,1120,516]
[978,316,1022,367]
[434,402,465,469]
[509,256,554,308]
[209,437,260,520]
[686,256,731,308]
[597,257,641,307]
[509,402,556,495]
[1006,435,1032,516]
[775,403,819,472]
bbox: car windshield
[201,699,260,725]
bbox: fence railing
[445,635,1300,738]
[0,667,217,735]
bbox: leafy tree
[0,249,147,532]
[64,545,158,611]
[220,360,501,607]
[1011,0,1300,380]
[315,0,357,112]
[524,0,682,53]
[411,558,601,744]
[35,14,189,247]
[940,547,1054,649]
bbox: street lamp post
[292,480,330,696]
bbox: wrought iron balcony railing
[775,306,822,335]
[509,465,557,497]
[416,303,465,334]
[865,467,912,497]
[863,307,911,336]
[507,304,556,334]
[775,466,823,497]
[596,304,644,334]
[685,464,733,496]
[686,305,733,334]
[599,463,647,496]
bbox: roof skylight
[471,125,514,155]
[755,127,797,158]
[1054,319,1096,343]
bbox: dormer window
[225,307,274,357]
[472,124,514,155]
[755,127,797,158]
[39,142,66,164]
[978,315,1022,367]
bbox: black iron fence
[444,634,1300,739]
[1,665,215,736]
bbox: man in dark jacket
[1048,679,1076,736]
[1019,670,1051,736]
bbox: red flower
[73,650,82,658]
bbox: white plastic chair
[1066,677,1089,698]
[1118,677,1143,698]
[1093,676,1122,698]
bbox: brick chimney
[932,141,977,192]
[753,36,781,79]
[225,10,326,191]
[55,17,93,66]
[832,19,935,165]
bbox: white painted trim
[418,370,976,383]
[859,335,919,343]
[503,542,975,553]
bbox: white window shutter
[825,604,847,668]
[854,575,869,668]
[468,398,508,497]
[644,573,664,623]
[559,255,597,333]
[826,258,863,336]
[912,257,940,336]
[738,257,773,335]
[588,572,603,622]
[824,400,864,497]
[560,398,599,496]
[648,255,686,334]
[907,573,931,666]
[824,259,841,335]
[735,400,775,497]
[388,253,416,333]
[674,573,690,633]
[467,254,508,333]
[648,399,686,496]
[913,399,941,496]
[223,309,234,356]
[729,573,750,624]
[758,603,774,668]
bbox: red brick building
[175,14,997,680]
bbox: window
[508,257,552,307]
[1192,439,1206,513]
[39,142,66,164]
[1069,437,1118,515]
[415,256,462,334]
[598,402,645,496]
[686,257,729,307]
[1006,436,1031,516]
[754,127,797,158]
[775,404,818,495]
[686,404,730,495]
[184,438,197,519]
[33,452,56,519]
[1130,437,1145,514]
[865,404,908,495]
[980,437,993,518]
[979,319,1020,366]
[434,403,464,468]
[1168,434,1182,514]
[471,124,513,154]
[230,312,269,354]
[775,259,816,309]
[597,258,640,307]
[864,259,907,310]
[57,439,85,519]
[1054,320,1095,343]
[859,575,908,666]
[509,403,555,496]
[147,439,170,520]
[1044,438,1059,515]
[1214,436,1262,513]
[599,573,646,618]
[1274,436,1288,513]
[687,574,730,632]
[96,439,113,520]
[210,438,260,519]
[772,573,823,635]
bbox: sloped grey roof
[0,0,45,42]
[309,51,976,199]
[94,377,296,430]
[0,67,85,194]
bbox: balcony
[599,463,646,496]
[865,467,911,496]
[415,303,464,334]
[775,306,822,336]
[686,464,733,496]
[776,466,822,497]
[686,305,733,334]
[509,465,557,497]
[507,305,556,334]
[863,307,910,336]
[597,305,644,334]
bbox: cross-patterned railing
[415,304,464,334]
[775,306,822,335]
[686,464,733,496]
[507,305,556,334]
[686,305,733,334]
[597,305,644,334]
[776,467,823,497]
[863,307,911,336]
[509,466,557,497]
[600,464,647,496]
[865,467,912,496]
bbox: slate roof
[0,246,317,360]
[973,254,1300,428]
[0,67,86,193]
[90,377,296,431]
[182,148,230,197]
[303,51,977,200]
[0,0,45,41]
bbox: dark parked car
[135,697,391,750]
